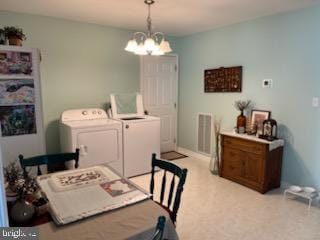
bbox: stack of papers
[37,165,150,225]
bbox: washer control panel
[61,108,108,122]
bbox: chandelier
[125,0,172,55]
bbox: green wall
[176,6,320,187]
[0,11,141,153]
[1,6,319,188]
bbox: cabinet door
[244,153,263,183]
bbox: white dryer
[60,108,123,175]
[110,93,160,178]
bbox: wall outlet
[262,79,273,88]
[312,97,319,107]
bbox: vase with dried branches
[234,100,251,134]
[210,117,222,175]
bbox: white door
[140,55,178,153]
[77,129,123,175]
[123,120,160,177]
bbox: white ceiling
[1,0,320,36]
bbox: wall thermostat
[262,79,273,88]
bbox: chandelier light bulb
[159,39,172,53]
[144,38,156,52]
[134,43,148,55]
[125,39,138,52]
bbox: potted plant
[3,162,23,194]
[4,26,26,46]
[234,100,252,134]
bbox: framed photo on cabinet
[251,109,270,135]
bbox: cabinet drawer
[222,148,244,178]
[223,136,266,155]
[222,147,263,184]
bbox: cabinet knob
[125,125,129,129]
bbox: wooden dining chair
[150,153,188,224]
[19,149,80,176]
[151,216,166,240]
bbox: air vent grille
[197,113,212,155]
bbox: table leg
[308,199,312,210]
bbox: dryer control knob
[125,125,129,129]
[98,111,102,115]
[82,110,88,115]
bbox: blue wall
[176,6,320,188]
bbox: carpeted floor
[161,151,188,161]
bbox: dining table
[37,199,177,240]
[34,165,179,240]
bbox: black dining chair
[151,216,166,240]
[19,149,80,176]
[150,153,188,224]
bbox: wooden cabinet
[220,133,283,194]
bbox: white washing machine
[60,108,123,175]
[110,93,160,178]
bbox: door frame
[139,54,179,152]
[0,146,9,227]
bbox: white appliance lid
[62,119,121,128]
[110,93,144,119]
[61,108,108,122]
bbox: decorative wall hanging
[0,105,36,137]
[0,51,32,75]
[204,66,242,92]
[0,79,35,105]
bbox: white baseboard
[177,147,211,162]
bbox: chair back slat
[171,168,187,223]
[37,166,42,176]
[150,153,188,224]
[167,175,175,208]
[160,171,167,204]
[150,164,155,200]
[19,149,80,176]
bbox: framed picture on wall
[0,105,36,137]
[0,79,35,104]
[0,51,33,75]
[251,109,271,135]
